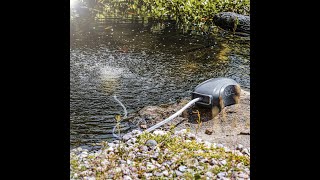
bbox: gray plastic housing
[191,77,240,109]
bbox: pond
[70,18,250,149]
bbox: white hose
[145,97,201,132]
[112,95,128,139]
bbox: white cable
[145,97,201,132]
[112,95,128,139]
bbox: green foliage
[92,0,250,33]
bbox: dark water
[70,19,250,148]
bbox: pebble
[70,129,250,179]
[163,170,169,176]
[217,172,227,178]
[205,171,214,178]
[205,128,213,135]
[242,148,250,156]
[140,124,147,129]
[153,130,167,136]
[236,144,244,151]
[154,172,163,176]
[140,146,148,152]
[238,172,249,178]
[217,144,224,148]
[145,139,157,147]
[175,129,187,136]
[122,134,132,141]
[123,175,132,180]
[187,133,196,140]
[175,170,183,176]
[178,165,187,172]
[146,163,156,171]
[220,160,227,166]
[210,159,218,165]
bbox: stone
[217,172,227,178]
[153,130,167,136]
[163,170,169,176]
[145,139,157,147]
[175,129,187,136]
[217,144,224,148]
[205,128,213,135]
[151,152,159,159]
[220,160,227,166]
[210,159,218,165]
[242,148,250,156]
[175,170,183,176]
[140,146,148,152]
[122,133,132,141]
[140,124,147,129]
[187,133,196,140]
[205,172,214,178]
[213,12,250,34]
[123,175,132,180]
[200,158,209,163]
[236,144,244,151]
[154,172,163,176]
[238,172,249,179]
[178,165,187,172]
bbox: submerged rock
[213,12,250,34]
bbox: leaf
[115,114,121,122]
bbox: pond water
[70,18,250,148]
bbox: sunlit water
[70,19,250,148]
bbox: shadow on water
[70,17,250,148]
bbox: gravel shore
[70,129,250,180]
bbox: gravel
[70,129,250,179]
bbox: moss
[70,130,250,179]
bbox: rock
[197,166,205,170]
[200,158,209,163]
[187,133,196,140]
[178,165,187,172]
[154,172,163,176]
[213,12,250,34]
[122,133,132,141]
[131,129,142,135]
[217,144,224,148]
[123,175,132,180]
[153,130,167,136]
[205,171,214,178]
[186,158,199,167]
[140,124,147,129]
[140,145,148,152]
[209,159,218,165]
[242,148,250,156]
[151,152,159,159]
[205,128,213,135]
[217,172,227,178]
[236,144,244,151]
[119,160,126,164]
[175,170,183,176]
[163,170,169,176]
[115,167,122,173]
[144,173,153,177]
[145,139,157,147]
[204,141,212,148]
[220,160,227,166]
[238,172,249,178]
[146,163,156,171]
[175,129,187,136]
